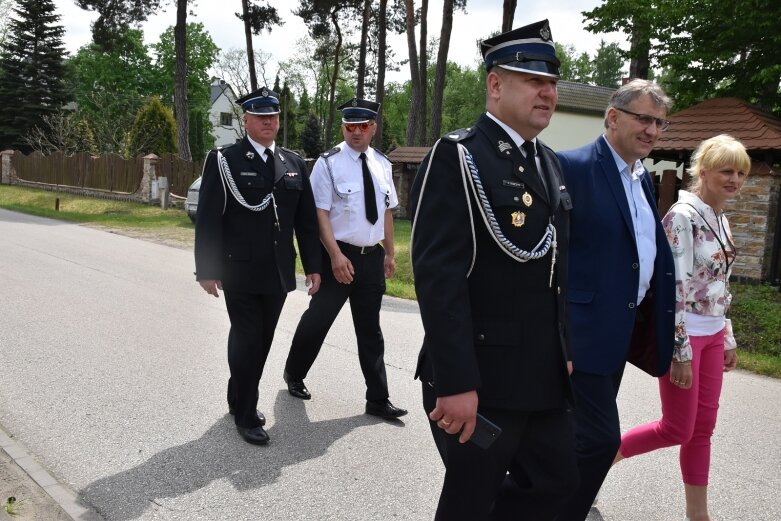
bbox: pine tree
[0,0,69,151]
[299,112,322,159]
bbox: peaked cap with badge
[480,19,560,78]
[337,97,381,123]
[236,87,281,115]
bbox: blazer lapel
[597,136,635,240]
[272,148,286,184]
[538,143,560,210]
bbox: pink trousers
[619,331,725,486]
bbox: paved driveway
[0,208,778,520]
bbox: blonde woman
[614,134,749,521]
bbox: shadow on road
[78,390,381,520]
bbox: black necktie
[264,148,275,181]
[359,152,378,224]
[521,140,539,178]
[522,140,548,194]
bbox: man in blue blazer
[555,79,676,520]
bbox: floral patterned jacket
[663,190,737,363]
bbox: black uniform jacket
[194,137,321,294]
[410,114,572,411]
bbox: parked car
[185,176,201,223]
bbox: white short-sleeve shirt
[310,141,398,247]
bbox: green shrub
[125,96,177,158]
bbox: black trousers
[224,290,287,428]
[555,366,625,521]
[422,383,579,521]
[285,244,389,401]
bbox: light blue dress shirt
[603,137,657,305]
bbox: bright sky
[52,0,623,86]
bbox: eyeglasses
[614,107,671,131]
[344,122,373,133]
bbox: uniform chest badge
[511,211,526,228]
[245,151,255,160]
[522,192,533,207]
[285,171,298,177]
[498,140,513,155]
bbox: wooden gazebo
[650,97,781,283]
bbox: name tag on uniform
[502,180,523,188]
[239,172,257,177]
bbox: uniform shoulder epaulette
[374,149,391,163]
[320,146,341,158]
[279,146,303,159]
[441,127,475,143]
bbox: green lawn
[3,184,779,377]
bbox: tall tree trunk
[324,9,343,147]
[356,0,371,98]
[404,0,422,146]
[628,24,650,80]
[501,0,517,32]
[174,0,191,160]
[417,0,428,145]
[374,0,388,151]
[429,0,454,143]
[242,0,257,90]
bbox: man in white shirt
[283,98,407,420]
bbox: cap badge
[498,140,513,155]
[511,211,526,228]
[522,192,533,207]
[540,25,551,40]
[352,98,358,107]
[261,88,269,97]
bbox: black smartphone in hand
[470,413,502,450]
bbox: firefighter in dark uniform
[194,87,322,446]
[410,20,578,520]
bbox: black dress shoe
[365,399,408,419]
[283,370,311,400]
[228,406,266,426]
[236,425,269,445]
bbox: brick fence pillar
[139,154,159,203]
[1,149,14,184]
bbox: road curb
[0,425,101,520]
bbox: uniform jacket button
[632,262,639,269]
[477,334,485,341]
[628,302,635,309]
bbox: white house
[539,80,615,150]
[209,77,243,147]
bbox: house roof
[210,79,236,106]
[556,81,615,115]
[653,97,781,160]
[387,146,430,164]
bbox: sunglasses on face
[344,122,373,133]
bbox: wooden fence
[155,153,204,197]
[8,151,202,198]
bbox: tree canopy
[583,0,781,114]
[0,0,69,151]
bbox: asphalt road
[0,208,779,521]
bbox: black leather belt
[337,241,379,255]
